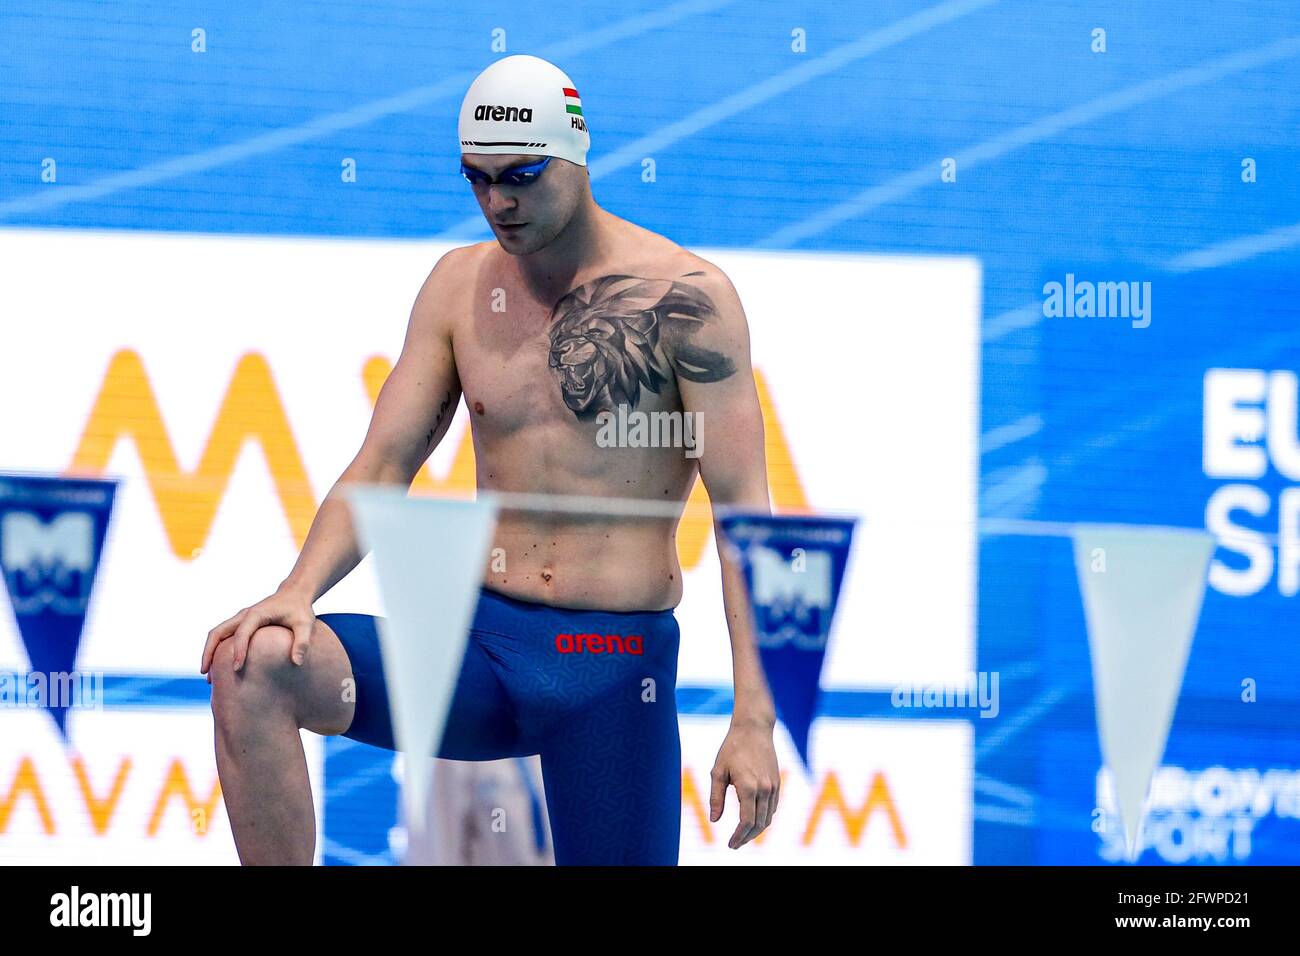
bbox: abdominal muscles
[473,417,696,612]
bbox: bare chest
[453,273,690,438]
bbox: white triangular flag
[1072,524,1213,862]
[344,486,498,847]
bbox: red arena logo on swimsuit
[555,633,644,655]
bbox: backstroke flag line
[1071,524,1215,862]
[344,486,499,845]
[718,512,858,772]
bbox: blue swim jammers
[318,587,682,865]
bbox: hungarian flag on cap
[563,87,582,116]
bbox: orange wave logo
[67,349,809,568]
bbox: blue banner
[1019,263,1300,863]
[717,513,857,770]
[0,472,117,740]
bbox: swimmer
[200,54,779,865]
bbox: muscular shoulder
[616,226,744,323]
[669,253,743,320]
[424,243,488,295]
[640,241,748,348]
[600,238,745,386]
[408,243,489,340]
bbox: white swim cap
[458,55,590,167]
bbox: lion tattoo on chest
[547,274,737,419]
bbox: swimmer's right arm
[200,250,466,678]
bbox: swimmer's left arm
[671,265,780,850]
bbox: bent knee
[243,624,297,671]
[210,624,296,696]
